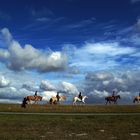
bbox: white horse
[73,96,88,105]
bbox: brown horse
[133,96,140,103]
[105,95,121,105]
[49,96,66,104]
[26,95,42,104]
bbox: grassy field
[0,114,139,140]
[0,103,140,113]
[0,104,140,140]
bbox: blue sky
[0,0,140,103]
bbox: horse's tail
[105,97,107,100]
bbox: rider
[78,92,82,100]
[34,91,38,99]
[56,92,60,102]
[112,90,116,99]
[139,92,140,97]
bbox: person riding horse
[34,91,38,99]
[56,92,60,102]
[78,92,82,100]
[112,90,116,99]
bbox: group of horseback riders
[21,90,83,108]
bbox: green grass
[0,104,140,139]
[0,104,140,113]
[0,114,139,140]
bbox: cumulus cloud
[0,48,9,59]
[59,81,79,95]
[90,90,109,98]
[0,28,67,72]
[0,75,10,88]
[83,70,140,99]
[0,86,33,100]
[40,80,79,96]
[40,80,56,91]
[22,83,39,92]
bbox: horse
[26,95,43,104]
[73,96,88,105]
[49,96,66,104]
[133,96,140,103]
[105,95,121,105]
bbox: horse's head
[83,96,88,99]
[60,96,66,101]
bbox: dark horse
[105,95,121,105]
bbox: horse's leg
[75,100,77,105]
[28,100,31,104]
[73,99,77,105]
[82,100,85,105]
[105,99,108,105]
[73,101,75,105]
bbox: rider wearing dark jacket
[34,91,38,99]
[112,91,115,99]
[78,92,82,100]
[34,91,38,96]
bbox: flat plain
[0,104,140,140]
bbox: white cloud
[0,75,10,88]
[0,48,10,59]
[41,91,57,101]
[66,42,137,71]
[59,81,79,95]
[79,42,135,56]
[83,70,140,99]
[90,90,109,98]
[117,91,131,97]
[0,28,67,72]
[86,71,113,81]
[40,80,56,91]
